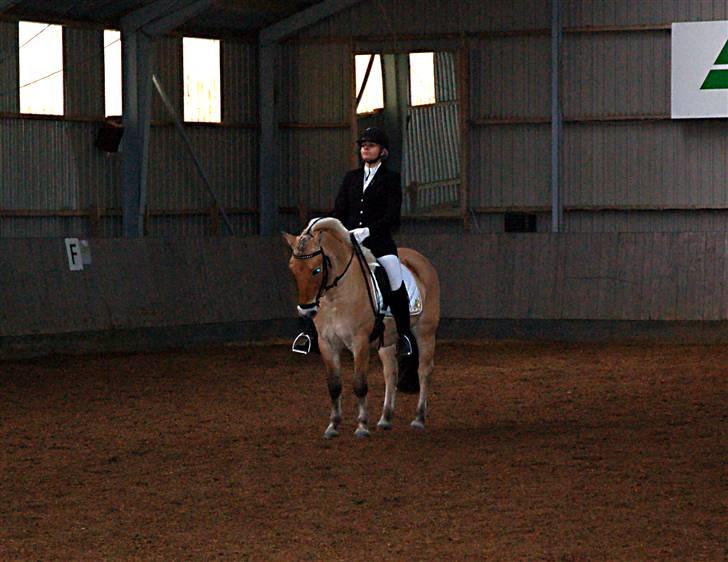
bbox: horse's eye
[312,267,322,276]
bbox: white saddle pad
[371,264,423,317]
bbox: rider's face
[360,142,382,163]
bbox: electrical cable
[0,0,96,66]
[0,37,120,101]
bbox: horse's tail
[395,247,440,394]
[398,248,441,320]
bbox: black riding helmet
[356,127,389,150]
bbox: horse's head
[283,230,328,317]
[283,218,352,318]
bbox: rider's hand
[350,227,370,244]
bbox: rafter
[120,0,213,35]
[0,0,20,12]
[260,0,363,45]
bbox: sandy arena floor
[0,340,725,560]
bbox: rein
[350,234,385,345]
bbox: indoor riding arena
[1,1,726,561]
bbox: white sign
[672,21,728,118]
[65,238,83,271]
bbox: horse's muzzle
[297,304,319,318]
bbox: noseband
[293,244,355,310]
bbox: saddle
[370,262,423,317]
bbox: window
[409,52,436,106]
[18,21,64,115]
[183,37,221,123]
[103,30,122,117]
[355,54,384,114]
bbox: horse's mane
[305,217,348,239]
[305,217,377,267]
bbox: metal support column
[258,43,278,236]
[121,29,152,238]
[119,0,214,238]
[381,53,409,175]
[551,0,563,232]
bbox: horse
[283,217,440,439]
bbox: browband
[292,249,323,260]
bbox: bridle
[292,242,355,312]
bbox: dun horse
[284,218,440,438]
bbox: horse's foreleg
[377,345,397,430]
[411,332,435,430]
[352,338,371,438]
[321,345,342,439]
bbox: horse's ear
[282,232,297,249]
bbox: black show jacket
[331,165,402,257]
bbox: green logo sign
[701,39,728,89]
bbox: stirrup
[292,332,312,355]
[398,333,414,357]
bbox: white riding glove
[350,227,370,244]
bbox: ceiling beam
[121,0,213,35]
[121,0,178,31]
[0,0,20,12]
[143,0,214,36]
[260,0,363,45]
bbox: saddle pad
[372,264,423,317]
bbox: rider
[292,127,417,363]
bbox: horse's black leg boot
[292,316,320,355]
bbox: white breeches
[378,254,403,290]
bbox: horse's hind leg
[321,348,342,439]
[377,345,397,430]
[352,338,371,438]
[411,332,435,430]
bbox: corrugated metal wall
[401,52,461,215]
[297,0,728,233]
[562,0,728,26]
[0,119,112,211]
[277,42,353,232]
[63,27,104,117]
[1,1,727,239]
[402,101,461,213]
[0,27,259,238]
[151,37,181,122]
[298,0,551,37]
[222,41,258,123]
[0,22,19,113]
[564,121,728,208]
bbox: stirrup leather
[292,332,312,355]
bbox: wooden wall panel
[1,234,726,343]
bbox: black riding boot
[389,285,415,354]
[389,284,419,393]
[292,316,320,355]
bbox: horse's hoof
[323,427,339,439]
[354,427,371,439]
[410,419,425,431]
[376,419,392,431]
